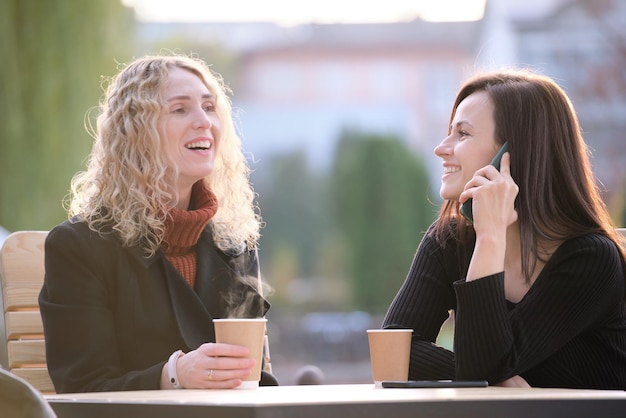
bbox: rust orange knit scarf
[163,181,218,288]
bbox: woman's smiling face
[158,67,222,194]
[434,90,501,202]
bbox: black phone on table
[382,380,488,388]
[459,142,509,224]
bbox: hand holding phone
[460,142,509,223]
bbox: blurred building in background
[234,20,479,176]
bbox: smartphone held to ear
[460,142,509,224]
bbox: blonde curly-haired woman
[39,53,277,392]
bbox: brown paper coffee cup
[367,329,413,387]
[213,318,267,389]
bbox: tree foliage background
[0,0,133,231]
[331,131,435,313]
[252,131,436,315]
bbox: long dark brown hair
[433,69,626,287]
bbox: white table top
[46,383,626,404]
[46,384,626,418]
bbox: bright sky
[121,0,486,25]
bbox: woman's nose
[193,108,212,129]
[434,135,453,158]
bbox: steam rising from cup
[220,274,274,318]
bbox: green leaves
[331,130,435,313]
[0,0,133,231]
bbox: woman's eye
[171,107,185,114]
[203,104,215,112]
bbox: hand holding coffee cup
[213,318,268,389]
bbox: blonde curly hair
[69,53,260,256]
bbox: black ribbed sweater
[383,227,626,389]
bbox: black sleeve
[453,234,625,384]
[39,222,163,392]
[383,229,459,380]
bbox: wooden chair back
[0,231,54,393]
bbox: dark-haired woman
[383,69,626,389]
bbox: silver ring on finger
[207,369,214,380]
